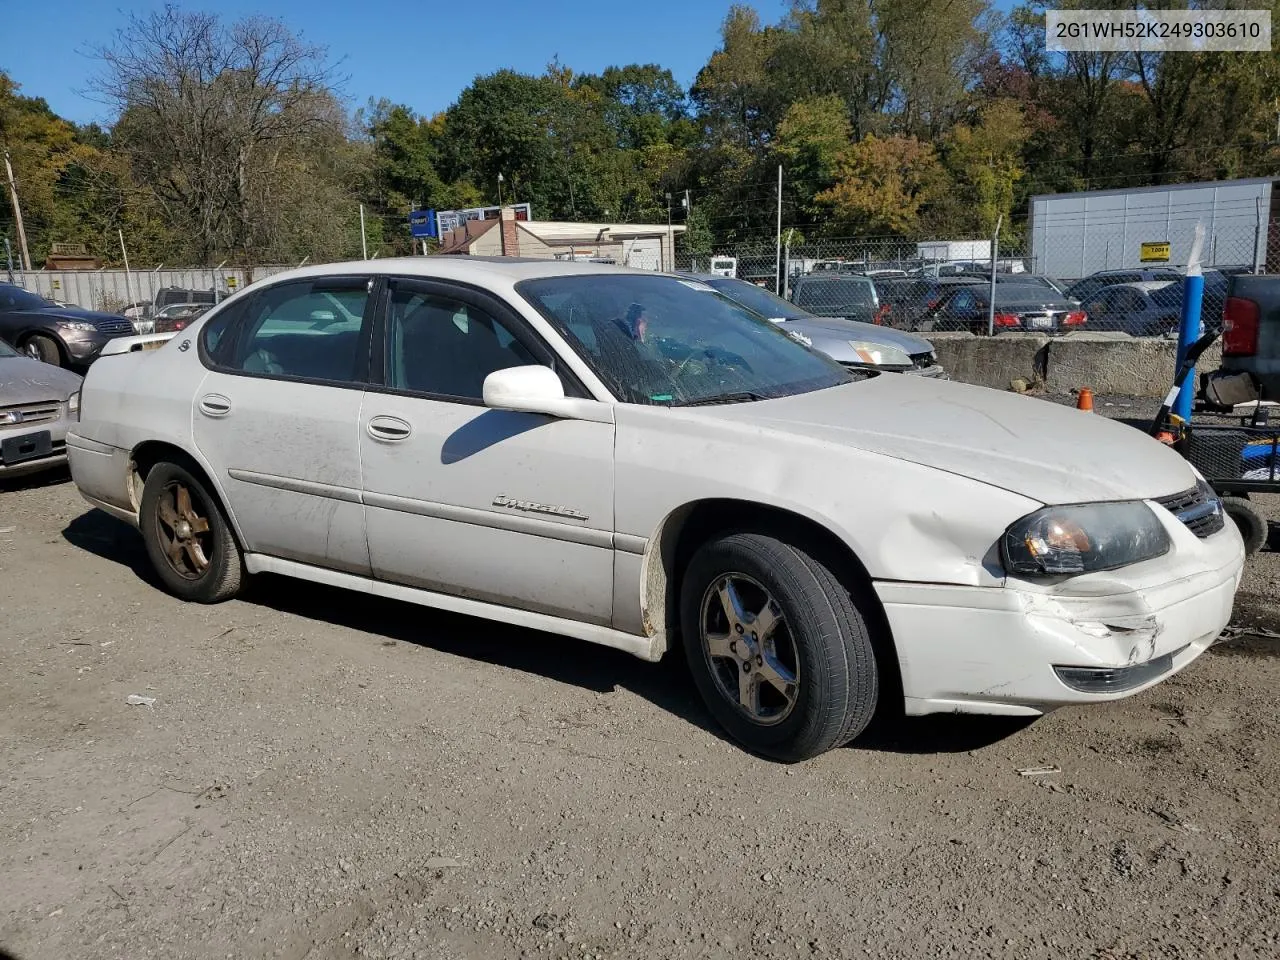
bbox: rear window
[792,279,876,311]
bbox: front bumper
[875,510,1246,716]
[0,424,69,479]
[63,333,113,363]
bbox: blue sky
[3,0,792,126]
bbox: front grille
[94,317,135,336]
[1154,486,1226,538]
[0,400,61,428]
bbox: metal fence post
[987,215,1001,337]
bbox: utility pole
[666,192,673,271]
[775,165,783,295]
[359,204,368,260]
[497,173,505,209]
[4,151,33,272]
[118,229,135,307]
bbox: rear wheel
[1223,495,1268,555]
[140,461,244,602]
[680,532,880,761]
[23,334,62,366]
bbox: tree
[92,4,347,263]
[941,100,1027,235]
[815,134,945,235]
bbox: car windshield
[518,274,853,405]
[0,285,51,312]
[704,277,805,319]
[792,278,876,315]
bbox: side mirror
[482,365,612,423]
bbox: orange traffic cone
[1076,387,1094,412]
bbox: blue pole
[1173,272,1204,423]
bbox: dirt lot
[2,467,1279,960]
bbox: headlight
[67,391,80,419]
[1002,502,1170,576]
[847,340,911,367]
[57,320,97,332]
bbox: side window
[1113,289,1143,312]
[199,299,249,362]
[385,287,538,400]
[220,279,369,382]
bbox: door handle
[199,394,232,418]
[367,415,412,442]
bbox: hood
[698,375,1195,505]
[778,316,932,357]
[0,354,82,403]
[43,306,129,324]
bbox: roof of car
[794,274,874,283]
[1112,280,1179,292]
[252,256,660,289]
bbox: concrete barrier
[923,331,1222,397]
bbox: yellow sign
[51,279,61,289]
[1140,241,1171,263]
[225,276,238,288]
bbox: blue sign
[409,209,437,239]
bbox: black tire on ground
[139,461,244,602]
[23,333,62,366]
[680,531,880,762]
[1223,495,1268,555]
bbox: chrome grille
[1154,486,1226,538]
[0,400,61,428]
[94,317,135,336]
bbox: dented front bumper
[874,508,1246,717]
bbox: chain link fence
[674,222,1277,337]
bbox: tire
[140,461,244,602]
[680,532,880,761]
[23,333,63,366]
[1223,496,1268,555]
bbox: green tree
[816,134,945,235]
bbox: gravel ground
[3,424,1280,960]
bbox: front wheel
[680,532,880,761]
[24,334,62,366]
[140,461,244,602]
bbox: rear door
[192,275,375,574]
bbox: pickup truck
[1216,273,1280,401]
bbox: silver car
[690,274,945,377]
[0,337,82,479]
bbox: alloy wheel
[699,574,800,725]
[154,480,212,580]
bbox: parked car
[0,335,82,480]
[789,275,887,323]
[152,303,210,333]
[686,273,944,377]
[0,282,137,367]
[1079,281,1182,337]
[1215,273,1280,402]
[916,282,1087,334]
[67,260,1244,760]
[154,286,219,311]
[1063,268,1183,305]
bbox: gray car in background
[689,274,945,377]
[0,336,82,479]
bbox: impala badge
[492,495,589,522]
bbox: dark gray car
[789,275,885,323]
[0,335,82,479]
[690,274,944,377]
[0,283,135,367]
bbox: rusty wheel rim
[155,480,212,580]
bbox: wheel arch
[640,497,901,701]
[17,327,68,364]
[128,439,246,550]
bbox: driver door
[358,277,617,624]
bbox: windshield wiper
[672,391,770,407]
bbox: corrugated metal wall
[9,266,293,313]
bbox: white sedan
[67,259,1245,760]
